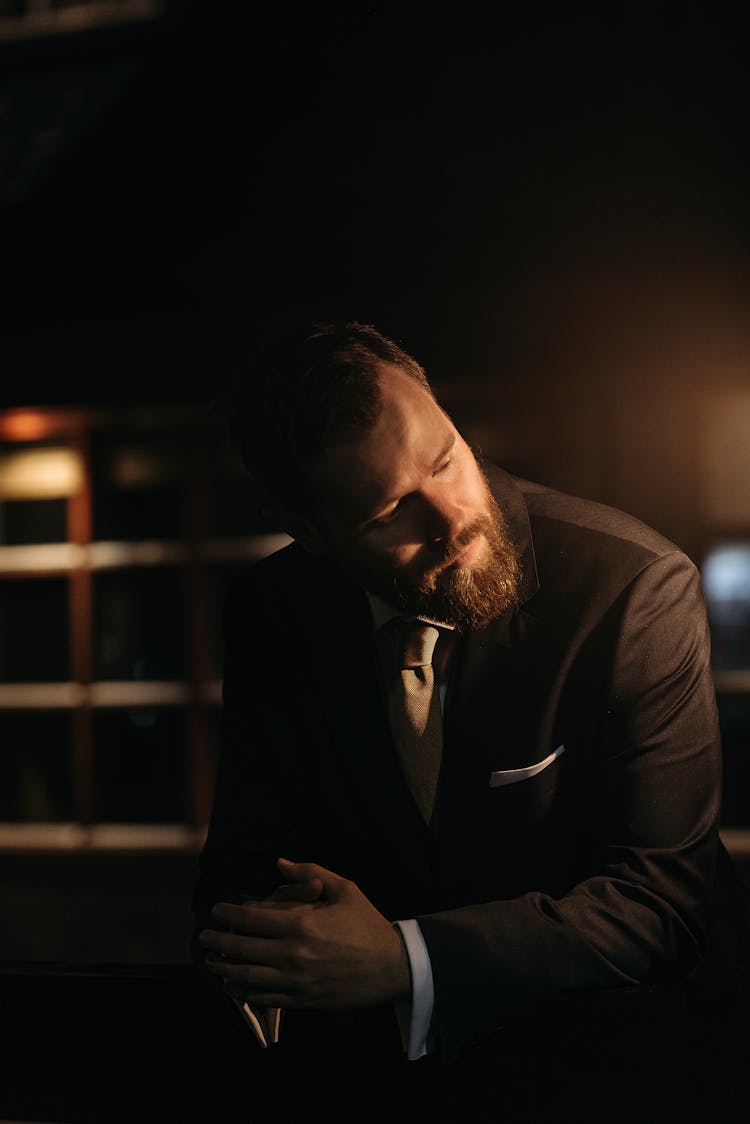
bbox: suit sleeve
[417,550,723,1059]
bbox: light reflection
[703,542,750,670]
[0,411,53,443]
[703,544,750,603]
[0,447,83,499]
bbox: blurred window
[92,438,184,541]
[703,542,750,670]
[0,406,280,855]
[1,498,67,544]
[93,709,186,823]
[93,567,184,680]
[0,712,73,822]
[0,444,79,544]
[0,578,69,681]
[0,445,82,499]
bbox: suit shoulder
[223,539,319,615]
[509,478,701,618]
[222,537,367,631]
[517,477,688,565]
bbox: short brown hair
[228,321,432,511]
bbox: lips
[443,532,483,570]
[418,519,490,586]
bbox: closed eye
[372,501,402,525]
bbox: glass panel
[93,568,184,680]
[719,696,750,827]
[0,445,82,500]
[92,437,183,541]
[702,543,750,670]
[0,712,73,821]
[0,578,69,681]
[92,709,186,823]
[0,498,68,544]
[94,486,183,541]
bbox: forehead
[312,363,454,522]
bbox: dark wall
[1,2,748,415]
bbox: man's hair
[228,321,433,512]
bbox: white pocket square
[489,744,565,787]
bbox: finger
[276,857,346,895]
[206,958,311,1009]
[210,901,312,935]
[204,957,286,994]
[250,895,319,911]
[199,929,281,964]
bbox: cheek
[463,465,492,513]
[363,527,428,573]
[380,542,425,572]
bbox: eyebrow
[361,433,457,525]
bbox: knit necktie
[387,619,444,824]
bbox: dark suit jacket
[194,465,750,1060]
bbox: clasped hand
[199,857,411,1010]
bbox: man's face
[306,363,520,629]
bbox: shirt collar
[365,590,456,633]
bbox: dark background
[1,0,748,412]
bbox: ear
[261,507,328,555]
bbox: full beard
[392,487,521,631]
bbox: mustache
[390,520,485,611]
[426,516,490,574]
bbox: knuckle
[287,944,310,974]
[289,911,310,938]
[284,942,316,984]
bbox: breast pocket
[487,744,567,839]
[488,744,565,787]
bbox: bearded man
[193,322,749,1119]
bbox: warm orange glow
[0,410,53,442]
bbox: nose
[423,491,467,546]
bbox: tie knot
[393,620,439,669]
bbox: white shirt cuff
[393,919,435,1060]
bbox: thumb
[276,857,346,899]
